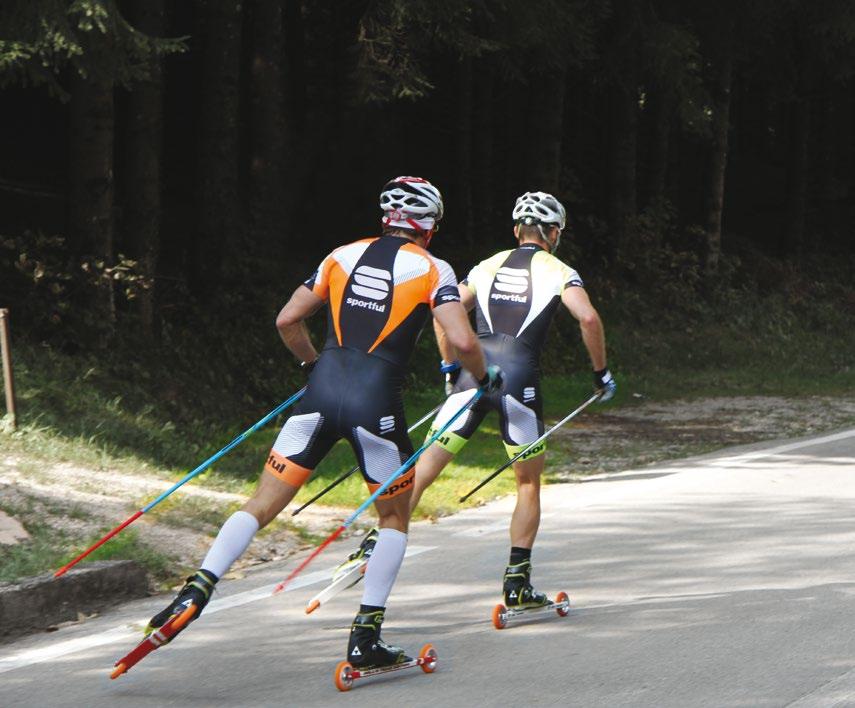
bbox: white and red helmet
[380,176,444,235]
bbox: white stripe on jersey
[426,253,458,304]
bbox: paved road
[2,428,855,707]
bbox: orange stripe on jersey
[323,238,377,346]
[366,467,415,499]
[307,252,337,300]
[264,450,313,488]
[368,242,436,353]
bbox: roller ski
[111,603,196,678]
[110,569,217,678]
[491,560,571,630]
[335,643,438,691]
[306,528,377,614]
[333,607,437,691]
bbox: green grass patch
[0,520,174,585]
[143,494,242,530]
[85,528,175,582]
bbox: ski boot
[111,569,218,679]
[491,560,570,629]
[145,569,218,638]
[502,560,550,609]
[347,607,411,668]
[334,527,379,581]
[335,610,435,691]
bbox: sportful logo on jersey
[523,387,536,403]
[491,266,529,303]
[379,415,395,433]
[347,264,392,312]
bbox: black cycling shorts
[428,334,546,460]
[264,348,416,498]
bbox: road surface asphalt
[2,427,854,707]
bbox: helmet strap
[405,218,435,248]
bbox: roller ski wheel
[305,559,368,614]
[332,643,438,691]
[334,660,354,692]
[490,592,571,629]
[110,603,196,679]
[419,643,438,673]
[492,603,508,630]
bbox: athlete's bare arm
[432,284,477,364]
[561,286,607,371]
[275,286,326,364]
[432,299,486,381]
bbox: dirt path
[551,395,855,478]
[2,395,854,587]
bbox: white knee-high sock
[201,510,260,578]
[361,528,408,607]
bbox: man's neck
[518,238,549,252]
[383,230,425,248]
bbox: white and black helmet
[512,191,566,230]
[380,176,444,234]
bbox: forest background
[0,1,854,581]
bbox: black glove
[593,367,616,402]
[440,360,461,396]
[477,364,504,393]
[301,357,319,377]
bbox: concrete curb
[0,560,148,642]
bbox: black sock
[509,547,531,565]
[358,604,384,615]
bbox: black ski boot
[347,606,411,668]
[502,560,550,608]
[145,569,218,638]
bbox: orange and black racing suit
[264,235,460,498]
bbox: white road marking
[453,512,555,538]
[786,664,855,707]
[0,545,435,675]
[574,428,855,483]
[708,428,855,465]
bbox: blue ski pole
[55,386,307,577]
[273,387,484,593]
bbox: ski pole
[291,402,443,517]
[273,387,484,594]
[459,391,601,503]
[54,386,307,577]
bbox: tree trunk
[472,58,494,237]
[814,83,836,206]
[193,0,243,295]
[281,0,307,235]
[608,81,638,256]
[123,0,165,340]
[68,70,116,341]
[248,0,285,247]
[456,55,474,245]
[703,37,733,276]
[785,98,809,257]
[647,85,674,207]
[282,0,306,135]
[530,67,567,194]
